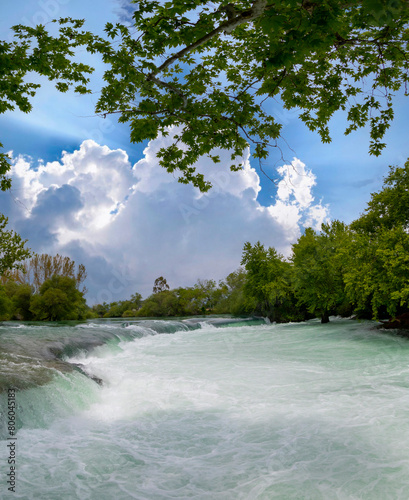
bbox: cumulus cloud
[268,158,330,233]
[1,134,329,303]
[10,141,135,234]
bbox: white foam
[4,319,409,498]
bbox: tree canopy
[0,254,90,321]
[29,275,87,321]
[351,158,409,233]
[343,225,409,318]
[5,253,87,293]
[291,221,350,323]
[153,276,170,294]
[344,159,409,318]
[0,214,31,277]
[2,1,409,190]
[241,241,295,321]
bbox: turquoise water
[1,317,409,499]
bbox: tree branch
[146,74,188,107]
[147,0,268,80]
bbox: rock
[380,312,409,329]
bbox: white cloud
[3,134,330,303]
[11,140,135,234]
[268,157,330,232]
[266,201,301,241]
[304,204,331,231]
[276,159,316,208]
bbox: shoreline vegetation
[1,160,409,327]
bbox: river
[1,317,409,499]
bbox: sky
[1,0,409,304]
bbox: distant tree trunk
[321,310,330,323]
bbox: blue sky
[1,0,409,303]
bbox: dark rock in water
[71,363,104,386]
[90,375,103,385]
[380,312,409,330]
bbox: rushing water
[1,316,409,499]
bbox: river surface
[1,317,409,499]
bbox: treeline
[0,254,90,321]
[2,161,409,323]
[92,272,249,318]
[94,160,409,324]
[91,293,143,318]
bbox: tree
[344,226,409,319]
[130,292,143,308]
[2,281,33,320]
[0,285,12,320]
[214,267,252,315]
[2,2,408,191]
[29,275,86,321]
[173,286,205,315]
[92,0,409,189]
[241,241,295,321]
[345,158,409,318]
[153,276,170,294]
[194,279,221,311]
[137,289,180,317]
[93,292,143,318]
[351,159,409,233]
[291,221,350,323]
[92,302,110,318]
[0,143,12,192]
[0,214,32,276]
[7,253,87,293]
[121,292,143,317]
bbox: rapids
[1,317,409,499]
